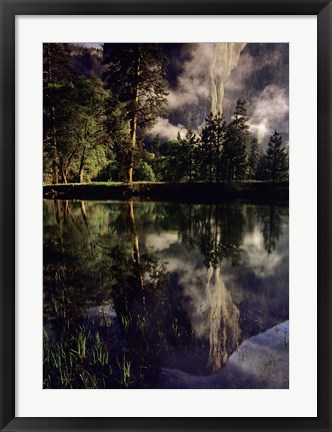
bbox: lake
[43,199,289,389]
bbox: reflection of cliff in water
[43,199,288,387]
[160,321,289,389]
[205,265,240,372]
[158,202,288,374]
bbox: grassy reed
[43,318,120,389]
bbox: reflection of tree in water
[44,200,196,387]
[260,204,287,254]
[178,203,245,266]
[108,200,164,386]
[44,200,114,319]
[43,200,124,388]
[109,200,205,383]
[177,204,244,372]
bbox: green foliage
[255,151,268,180]
[220,99,249,183]
[103,43,169,131]
[43,43,72,85]
[68,76,112,182]
[248,138,260,180]
[43,44,288,186]
[200,112,226,182]
[43,320,115,389]
[150,139,183,182]
[103,44,169,181]
[97,161,121,182]
[44,76,116,183]
[177,130,200,182]
[266,131,289,183]
[133,161,156,182]
[43,44,129,184]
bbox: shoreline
[43,181,289,203]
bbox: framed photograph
[0,0,331,431]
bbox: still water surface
[43,200,289,389]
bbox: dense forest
[43,43,289,185]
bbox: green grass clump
[43,321,114,389]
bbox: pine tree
[103,44,168,182]
[221,99,249,182]
[248,137,260,180]
[178,130,199,182]
[200,112,226,182]
[266,131,288,183]
[255,150,268,180]
[43,43,71,85]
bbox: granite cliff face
[223,43,289,145]
[69,44,104,78]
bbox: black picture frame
[0,1,331,431]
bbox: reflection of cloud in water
[145,232,179,251]
[243,227,281,277]
[86,303,117,319]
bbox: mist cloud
[167,44,213,112]
[248,84,289,145]
[149,117,188,140]
[149,43,289,143]
[242,227,282,278]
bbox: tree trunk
[50,104,59,184]
[78,147,86,183]
[45,45,52,84]
[79,169,84,184]
[61,165,68,184]
[128,47,140,183]
[52,160,59,184]
[45,45,60,185]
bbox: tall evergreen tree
[255,149,268,180]
[103,44,168,182]
[221,99,249,182]
[266,131,288,183]
[43,43,71,85]
[248,137,260,180]
[200,112,226,183]
[43,43,72,183]
[178,130,199,182]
